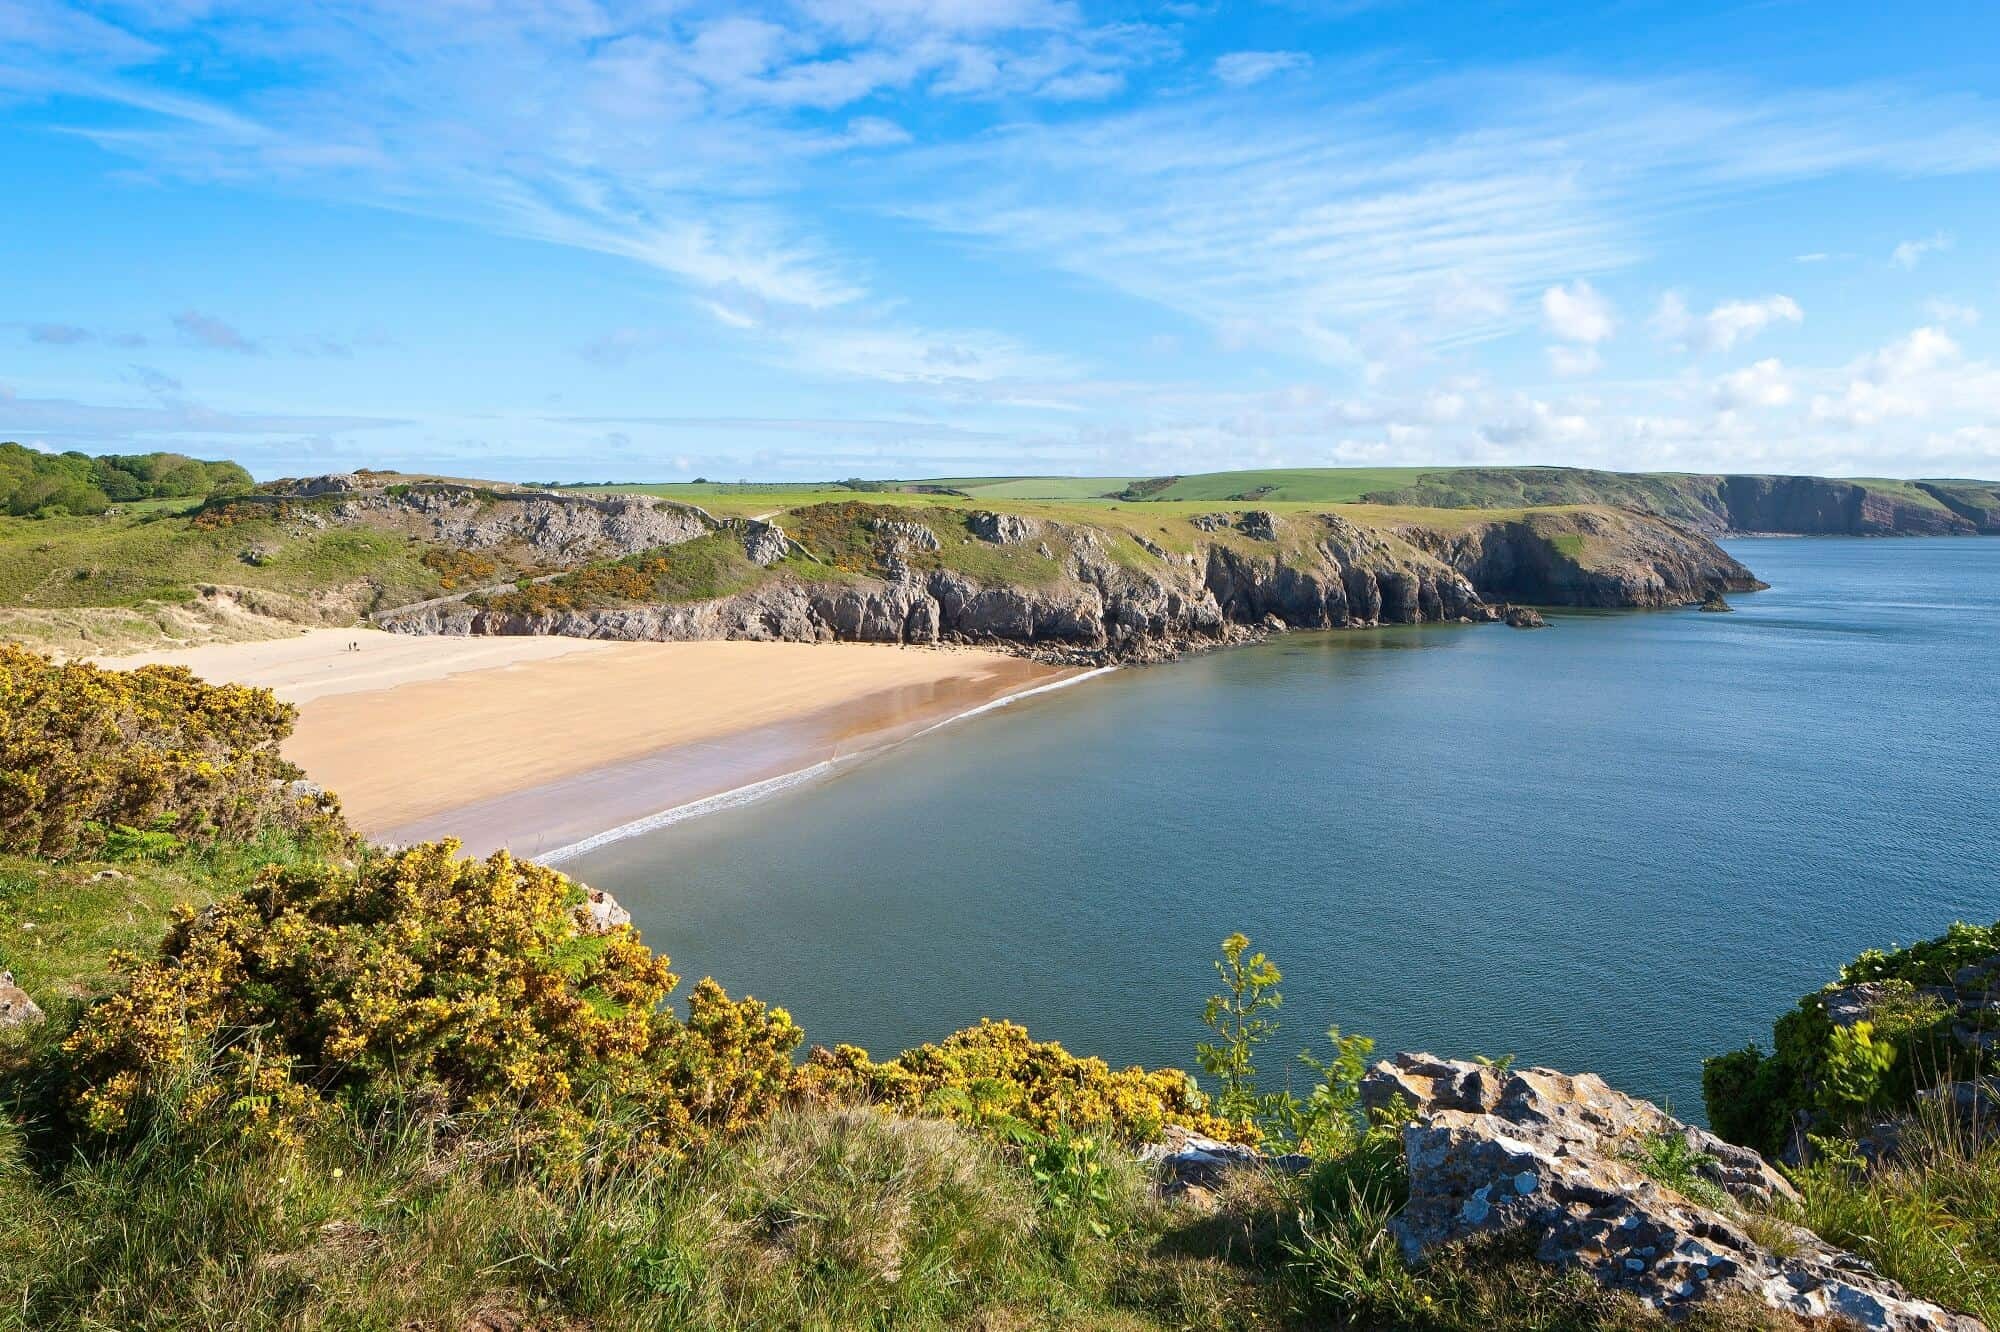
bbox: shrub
[59,841,803,1167]
[1704,919,1996,1157]
[0,645,348,861]
[419,546,499,590]
[799,1019,1252,1147]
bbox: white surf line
[534,664,1117,865]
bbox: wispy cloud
[172,309,258,353]
[1213,50,1311,87]
[1891,232,1951,270]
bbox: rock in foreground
[1360,1053,1986,1332]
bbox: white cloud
[1923,297,1980,326]
[1891,232,1951,270]
[1714,358,1792,409]
[1653,292,1802,353]
[1808,326,1968,428]
[1541,281,1616,344]
[1213,50,1311,88]
[1546,344,1602,376]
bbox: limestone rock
[1139,1125,1310,1199]
[0,971,44,1030]
[1189,513,1229,533]
[1235,510,1279,541]
[1700,590,1735,612]
[578,886,631,933]
[741,520,793,567]
[868,518,941,552]
[1362,1053,1982,1331]
[968,511,1041,545]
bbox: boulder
[1139,1125,1309,1200]
[1235,510,1279,542]
[968,511,1041,545]
[0,971,44,1030]
[1362,1053,1983,1331]
[741,521,793,567]
[1504,605,1547,628]
[578,887,631,933]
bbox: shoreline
[96,629,1100,859]
[531,666,1116,864]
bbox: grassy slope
[0,832,1819,1332]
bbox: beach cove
[106,631,1087,860]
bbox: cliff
[1350,469,2000,537]
[366,495,1762,661]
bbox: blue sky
[2,1,1997,482]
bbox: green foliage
[1842,921,2000,987]
[57,841,803,1166]
[1197,931,1285,1127]
[1784,1104,2000,1326]
[1705,918,1996,1157]
[0,644,349,862]
[1817,1021,1897,1118]
[1628,1133,1734,1212]
[0,443,248,518]
[800,1018,1251,1147]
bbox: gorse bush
[800,1019,1254,1147]
[59,841,802,1166]
[0,645,349,861]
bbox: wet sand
[104,629,1080,856]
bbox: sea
[567,538,2000,1118]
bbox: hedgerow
[0,645,348,861]
[60,841,803,1167]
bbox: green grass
[1785,1105,2000,1326]
[0,508,441,614]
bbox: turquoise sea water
[570,539,2000,1118]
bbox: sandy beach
[105,629,1082,857]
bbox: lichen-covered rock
[867,518,941,552]
[0,971,44,1030]
[740,520,793,567]
[1139,1125,1310,1200]
[1236,510,1279,541]
[1362,1053,1983,1332]
[968,511,1041,545]
[578,887,631,933]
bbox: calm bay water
[571,539,1999,1117]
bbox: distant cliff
[1352,469,2000,537]
[370,493,1762,663]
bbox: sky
[2,1,1998,483]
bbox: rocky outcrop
[350,490,713,564]
[1407,510,1766,609]
[1504,606,1547,628]
[968,511,1041,545]
[1361,1053,1984,1332]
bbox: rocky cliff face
[375,504,1757,663]
[1404,509,1766,609]
[332,486,713,564]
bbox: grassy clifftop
[590,468,2000,536]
